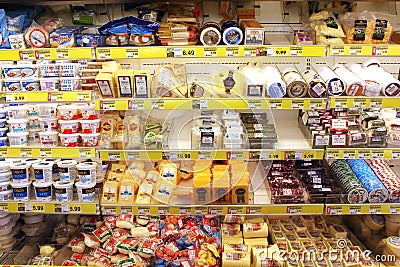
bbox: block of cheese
[252,244,280,267]
[128,161,145,171]
[118,178,138,204]
[244,238,268,247]
[136,183,153,204]
[329,224,348,239]
[159,162,180,185]
[110,163,127,173]
[222,236,244,244]
[212,181,230,203]
[364,215,385,232]
[223,244,249,252]
[222,224,242,238]
[114,69,134,98]
[193,181,211,204]
[153,180,175,204]
[107,171,124,182]
[231,178,249,204]
[96,72,117,98]
[222,252,250,267]
[144,170,160,184]
[179,161,194,179]
[129,169,147,185]
[352,221,372,241]
[102,180,119,204]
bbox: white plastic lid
[80,119,100,124]
[53,180,74,188]
[77,162,97,169]
[75,181,96,189]
[57,160,77,167]
[58,120,79,124]
[7,118,28,123]
[10,181,31,188]
[38,131,58,136]
[58,133,79,138]
[32,162,53,169]
[33,181,52,187]
[57,105,78,110]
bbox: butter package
[115,69,134,97]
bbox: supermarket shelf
[0,201,99,214]
[329,44,400,56]
[329,96,398,108]
[94,98,326,111]
[326,203,400,215]
[325,148,400,160]
[101,204,324,215]
[4,91,92,103]
[0,48,93,60]
[0,147,96,158]
[99,149,325,161]
[96,45,326,59]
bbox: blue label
[35,186,51,197]
[0,139,6,146]
[11,169,27,179]
[13,187,28,198]
[0,113,6,119]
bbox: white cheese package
[263,66,286,98]
[363,59,400,96]
[241,64,265,97]
[281,68,309,98]
[316,66,345,96]
[301,70,327,98]
[332,64,365,96]
[151,64,187,98]
[346,63,382,96]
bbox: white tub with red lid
[57,105,79,120]
[80,119,100,134]
[59,133,79,147]
[58,120,79,134]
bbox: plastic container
[10,181,30,201]
[0,137,7,147]
[21,79,40,91]
[58,120,79,134]
[38,104,57,118]
[27,119,40,131]
[4,80,21,91]
[42,159,60,181]
[32,181,52,201]
[0,181,10,191]
[79,104,97,120]
[0,109,7,119]
[38,118,58,132]
[0,119,6,128]
[0,128,7,137]
[60,63,80,77]
[57,160,77,183]
[80,133,100,147]
[0,162,10,174]
[7,106,27,119]
[32,162,53,183]
[0,172,10,183]
[10,162,29,183]
[7,118,28,133]
[28,131,40,145]
[75,181,96,202]
[40,78,60,91]
[59,133,79,147]
[20,65,39,78]
[7,132,28,146]
[39,64,60,78]
[0,190,12,201]
[26,105,39,118]
[60,78,80,91]
[3,66,21,78]
[80,119,100,134]
[53,181,74,202]
[58,105,79,120]
[76,162,97,184]
[38,131,58,147]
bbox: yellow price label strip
[358,150,371,159]
[126,48,139,58]
[274,47,289,56]
[194,206,209,215]
[226,47,239,57]
[204,47,217,57]
[179,207,192,215]
[0,203,8,212]
[326,206,343,215]
[390,205,400,214]
[349,206,362,214]
[228,206,245,214]
[331,46,345,55]
[98,48,111,59]
[290,47,303,56]
[138,206,150,215]
[7,93,28,102]
[37,49,52,59]
[287,206,303,214]
[49,92,64,102]
[246,206,263,214]
[56,49,69,59]
[19,50,36,60]
[369,205,382,214]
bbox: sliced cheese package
[223,244,249,252]
[243,221,268,239]
[222,251,251,267]
[243,238,268,247]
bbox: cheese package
[159,162,180,185]
[212,181,230,204]
[231,178,249,204]
[222,224,242,239]
[114,70,134,98]
[193,181,211,204]
[243,238,268,247]
[133,70,150,98]
[136,183,153,204]
[151,64,187,98]
[102,180,119,204]
[118,178,138,204]
[252,244,279,267]
[222,251,251,267]
[153,180,174,204]
[223,244,249,252]
[96,72,116,98]
[110,163,127,173]
[243,221,268,239]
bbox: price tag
[56,49,69,59]
[248,100,261,109]
[244,47,257,57]
[198,152,211,160]
[372,151,384,159]
[370,205,382,214]
[101,101,116,110]
[126,48,139,58]
[327,150,340,159]
[98,49,111,59]
[392,151,400,159]
[370,99,383,108]
[37,49,51,59]
[331,46,345,56]
[353,98,367,108]
[77,93,91,102]
[226,47,239,57]
[0,149,7,158]
[269,100,282,109]
[18,203,25,212]
[274,47,289,56]
[19,50,36,60]
[343,150,356,159]
[20,148,32,157]
[228,207,245,214]
[290,47,303,56]
[152,100,164,109]
[173,48,196,57]
[158,207,170,215]
[390,206,400,214]
[7,93,27,102]
[335,98,348,108]
[310,100,324,109]
[179,207,192,215]
[104,206,117,215]
[32,204,45,212]
[349,46,362,55]
[375,46,388,56]
[259,151,267,160]
[60,204,68,212]
[127,152,140,161]
[128,100,145,110]
[327,206,342,215]
[268,152,280,160]
[302,151,316,159]
[358,150,371,159]
[138,207,150,215]
[246,206,263,214]
[349,206,362,214]
[195,207,208,215]
[227,152,244,160]
[204,48,217,57]
[40,148,52,157]
[208,206,223,215]
[292,100,305,109]
[49,92,63,102]
[287,206,302,214]
[108,153,121,161]
[120,207,132,214]
[193,100,208,109]
[0,203,8,212]
[80,149,93,158]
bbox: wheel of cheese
[1,237,15,252]
[364,215,385,231]
[386,236,400,258]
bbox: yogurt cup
[26,105,39,118]
[20,65,39,78]
[3,66,21,78]
[53,181,74,202]
[59,120,79,134]
[60,78,80,91]
[0,128,7,137]
[27,119,40,131]
[39,64,60,78]
[0,119,6,128]
[38,118,58,132]
[79,104,97,120]
[7,132,28,146]
[75,181,96,202]
[39,131,58,147]
[0,181,10,191]
[4,79,21,91]
[7,105,27,119]
[7,118,28,133]
[10,162,29,183]
[40,78,60,91]
[32,162,53,183]
[21,79,40,91]
[38,104,57,118]
[42,159,60,180]
[58,105,79,120]
[10,181,30,201]
[76,162,97,184]
[28,131,40,145]
[0,172,11,182]
[0,109,7,119]
[80,119,100,134]
[58,160,77,183]
[59,133,79,147]
[80,133,100,147]
[60,63,80,77]
[33,181,52,201]
[0,190,12,201]
[0,137,7,147]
